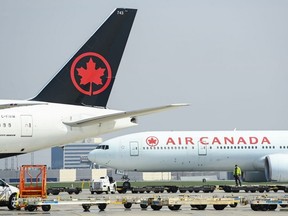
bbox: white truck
[90,176,117,194]
[0,179,19,210]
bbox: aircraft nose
[87,150,96,162]
[88,148,109,165]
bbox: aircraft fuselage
[0,100,135,157]
[88,131,288,181]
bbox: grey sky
[0,0,288,168]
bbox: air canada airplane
[0,8,187,159]
[88,131,288,182]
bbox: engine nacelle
[265,154,288,182]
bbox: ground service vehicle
[47,187,82,195]
[0,179,19,210]
[90,176,117,194]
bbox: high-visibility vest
[233,167,241,176]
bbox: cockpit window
[95,145,109,150]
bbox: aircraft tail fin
[32,8,137,107]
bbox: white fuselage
[0,100,135,156]
[88,131,288,181]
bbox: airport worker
[233,164,242,186]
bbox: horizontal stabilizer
[62,103,189,126]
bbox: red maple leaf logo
[146,136,159,147]
[70,52,112,96]
[148,138,157,144]
[76,58,105,86]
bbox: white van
[0,179,19,210]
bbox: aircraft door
[198,141,207,156]
[21,115,33,137]
[130,141,139,156]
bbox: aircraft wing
[0,100,48,110]
[62,103,189,126]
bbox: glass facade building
[51,142,100,169]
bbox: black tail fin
[32,8,137,107]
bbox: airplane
[88,130,288,182]
[0,8,187,159]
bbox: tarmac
[1,189,288,215]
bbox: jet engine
[265,154,288,182]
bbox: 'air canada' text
[166,136,271,145]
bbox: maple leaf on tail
[77,58,106,86]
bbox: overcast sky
[0,0,288,168]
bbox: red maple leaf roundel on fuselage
[146,136,159,147]
[70,52,112,96]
